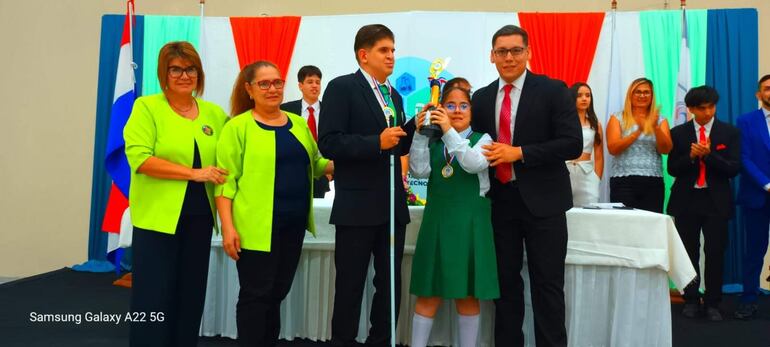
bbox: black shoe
[734,303,758,320]
[705,307,723,321]
[682,303,700,318]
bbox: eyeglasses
[493,47,527,58]
[445,102,470,112]
[633,90,652,97]
[168,66,198,78]
[250,79,285,90]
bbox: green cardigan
[215,110,329,252]
[123,93,228,234]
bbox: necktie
[307,106,317,141]
[378,84,396,126]
[496,84,514,183]
[697,125,706,187]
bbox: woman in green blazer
[215,61,332,347]
[123,41,228,347]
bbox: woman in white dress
[566,82,604,206]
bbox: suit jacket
[318,70,415,226]
[667,119,741,218]
[470,71,582,217]
[736,109,770,208]
[281,99,329,198]
[280,99,303,116]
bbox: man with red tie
[470,25,581,347]
[667,85,741,321]
[281,65,330,198]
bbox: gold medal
[441,164,454,178]
[383,106,395,122]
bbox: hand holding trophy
[419,57,451,139]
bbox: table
[200,199,695,346]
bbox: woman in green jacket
[123,41,228,347]
[215,61,332,347]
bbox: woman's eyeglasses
[251,79,285,90]
[445,102,470,112]
[168,66,198,78]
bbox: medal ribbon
[442,130,473,166]
[371,76,392,107]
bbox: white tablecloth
[200,199,695,346]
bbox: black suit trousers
[492,182,568,347]
[235,219,306,347]
[673,188,728,307]
[129,214,214,347]
[331,224,405,347]
[610,175,665,213]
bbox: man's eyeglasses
[493,47,527,58]
[168,66,198,78]
[251,79,285,90]
[633,90,652,97]
[445,102,470,112]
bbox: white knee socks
[411,313,434,347]
[458,313,480,347]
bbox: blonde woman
[606,78,672,212]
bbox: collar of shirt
[457,126,473,138]
[762,106,770,119]
[359,68,393,112]
[301,99,321,115]
[693,116,714,137]
[498,69,527,93]
[359,68,392,93]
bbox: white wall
[0,0,767,278]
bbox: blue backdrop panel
[705,8,759,292]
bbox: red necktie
[307,106,318,141]
[496,84,513,183]
[697,125,706,187]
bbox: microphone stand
[387,114,397,347]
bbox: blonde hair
[620,78,659,134]
[157,41,204,97]
[229,61,280,116]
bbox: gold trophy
[419,57,451,138]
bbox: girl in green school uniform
[408,86,499,347]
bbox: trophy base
[419,125,443,139]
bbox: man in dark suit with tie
[281,65,330,198]
[318,24,415,347]
[667,85,741,321]
[734,74,770,320]
[470,25,581,347]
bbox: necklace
[170,100,195,113]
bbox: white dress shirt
[409,127,493,197]
[301,99,321,129]
[693,117,714,188]
[494,70,527,181]
[359,68,393,120]
[762,107,770,190]
[763,106,770,138]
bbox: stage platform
[1,268,769,346]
